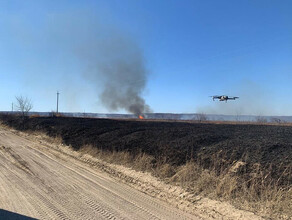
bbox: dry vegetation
[79,145,292,219]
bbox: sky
[0,0,291,115]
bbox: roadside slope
[0,125,198,220]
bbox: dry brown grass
[170,160,292,219]
[79,145,291,219]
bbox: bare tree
[255,115,267,124]
[15,96,33,117]
[194,113,208,122]
[235,109,242,122]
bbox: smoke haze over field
[0,9,152,114]
[45,11,152,115]
[81,30,151,115]
[196,81,288,116]
[197,82,261,115]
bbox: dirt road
[0,126,199,220]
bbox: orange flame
[139,115,144,119]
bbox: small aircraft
[210,95,239,102]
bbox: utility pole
[12,103,13,112]
[56,91,60,113]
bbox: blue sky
[0,0,291,115]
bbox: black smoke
[82,29,151,115]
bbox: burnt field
[0,115,291,185]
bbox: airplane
[210,95,239,102]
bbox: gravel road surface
[0,126,199,220]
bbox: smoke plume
[82,29,151,115]
[3,10,152,114]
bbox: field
[1,114,291,218]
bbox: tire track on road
[0,126,199,220]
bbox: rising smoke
[81,27,151,115]
[7,10,152,114]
